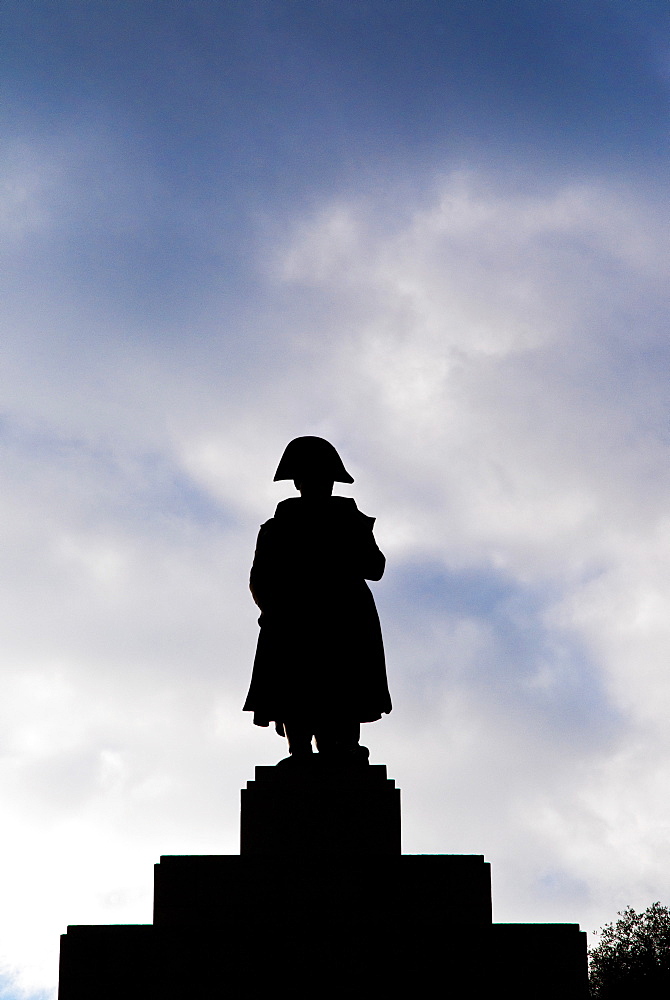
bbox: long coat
[243,496,391,726]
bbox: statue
[243,436,391,765]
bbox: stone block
[58,925,155,1000]
[153,853,492,929]
[489,922,589,998]
[58,763,589,999]
[241,762,401,856]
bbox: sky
[0,0,669,993]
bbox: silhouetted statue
[243,436,391,764]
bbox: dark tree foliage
[589,902,670,998]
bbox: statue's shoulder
[273,497,301,518]
[255,519,275,543]
[331,497,376,529]
[330,496,358,512]
[273,497,356,514]
[270,496,373,526]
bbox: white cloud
[0,160,668,992]
[247,171,670,927]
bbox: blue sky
[0,1,669,994]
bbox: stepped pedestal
[59,761,589,998]
[241,761,400,855]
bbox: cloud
[239,169,670,924]
[0,151,668,992]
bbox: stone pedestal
[241,762,400,855]
[58,762,589,998]
[152,851,493,930]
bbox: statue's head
[273,436,354,484]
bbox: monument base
[241,762,401,856]
[58,765,589,998]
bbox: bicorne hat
[273,436,354,483]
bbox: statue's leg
[283,720,314,756]
[314,720,368,761]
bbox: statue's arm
[357,514,386,581]
[362,537,385,581]
[249,521,275,610]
